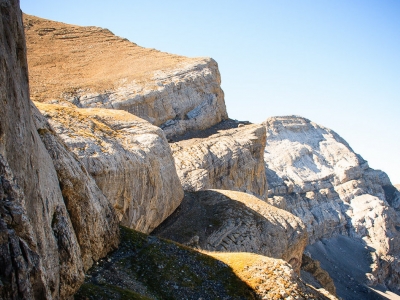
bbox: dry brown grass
[207,252,294,299]
[24,14,199,102]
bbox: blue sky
[21,1,400,183]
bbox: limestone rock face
[36,102,184,233]
[23,14,228,138]
[263,116,400,292]
[171,121,267,199]
[0,3,119,298]
[153,190,307,273]
[31,104,120,271]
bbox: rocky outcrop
[301,254,337,296]
[170,121,267,199]
[36,102,184,233]
[31,104,120,271]
[263,116,400,293]
[0,2,118,298]
[23,14,228,138]
[153,189,307,273]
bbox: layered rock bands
[171,121,267,199]
[23,14,228,138]
[36,102,184,234]
[263,116,400,293]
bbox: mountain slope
[263,116,400,296]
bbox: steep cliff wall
[36,102,184,233]
[171,121,267,199]
[263,116,400,293]
[153,190,307,273]
[31,104,119,271]
[0,2,118,298]
[23,14,228,138]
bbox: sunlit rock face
[171,122,267,199]
[23,14,228,138]
[36,102,184,234]
[263,115,400,293]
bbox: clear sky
[21,1,400,184]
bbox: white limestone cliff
[171,122,267,199]
[36,102,184,234]
[263,115,400,293]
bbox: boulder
[36,102,184,233]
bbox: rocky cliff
[263,116,400,294]
[153,190,307,273]
[23,14,228,138]
[170,120,267,199]
[36,102,183,234]
[4,5,398,299]
[0,2,119,299]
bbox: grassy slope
[23,14,199,102]
[74,227,256,300]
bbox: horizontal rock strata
[153,189,307,273]
[36,102,184,233]
[171,121,267,199]
[23,14,228,138]
[263,115,400,293]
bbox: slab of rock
[0,2,119,298]
[36,102,184,233]
[153,189,307,273]
[171,121,267,199]
[263,115,400,293]
[23,14,228,138]
[32,104,119,271]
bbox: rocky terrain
[35,102,183,233]
[263,116,400,297]
[23,14,228,138]
[153,190,307,273]
[170,120,267,199]
[76,226,336,300]
[1,2,398,299]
